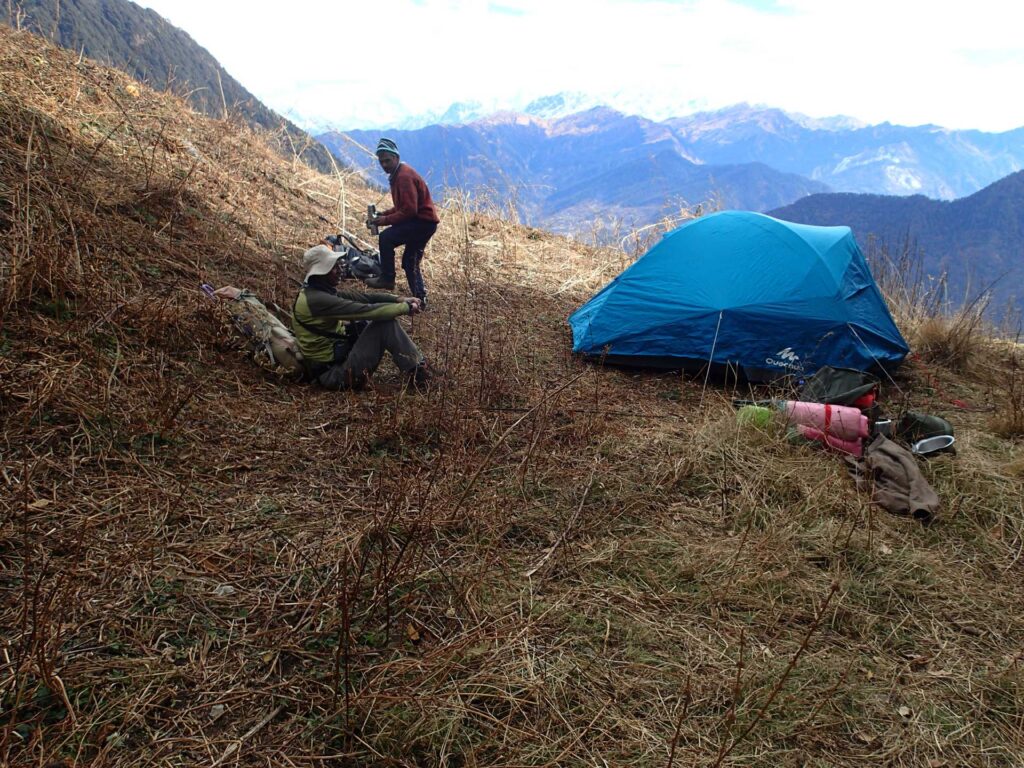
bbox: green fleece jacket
[292,283,410,363]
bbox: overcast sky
[136,0,1023,132]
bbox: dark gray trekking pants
[312,319,423,390]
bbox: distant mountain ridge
[770,171,1024,318]
[338,91,610,131]
[2,0,337,174]
[667,104,1024,199]
[320,102,1024,235]
[334,94,1022,200]
[319,108,829,234]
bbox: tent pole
[700,311,725,408]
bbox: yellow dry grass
[2,27,1023,768]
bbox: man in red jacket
[365,138,440,307]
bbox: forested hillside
[771,171,1024,318]
[1,0,337,173]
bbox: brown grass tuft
[868,235,1002,376]
[912,308,989,373]
[989,346,1024,437]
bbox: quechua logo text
[766,347,803,371]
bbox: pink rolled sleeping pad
[781,401,869,442]
[796,424,863,457]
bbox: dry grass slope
[2,28,1024,767]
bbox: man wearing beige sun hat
[291,244,432,390]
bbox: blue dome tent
[569,211,909,380]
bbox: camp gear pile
[735,365,954,523]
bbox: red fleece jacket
[379,163,440,226]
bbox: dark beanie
[376,137,399,156]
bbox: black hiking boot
[364,276,396,290]
[405,361,435,392]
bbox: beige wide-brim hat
[303,244,342,281]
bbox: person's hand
[403,297,422,314]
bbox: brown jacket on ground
[846,434,940,524]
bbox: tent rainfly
[569,211,909,380]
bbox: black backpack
[800,365,879,406]
[339,246,382,280]
[325,233,382,281]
